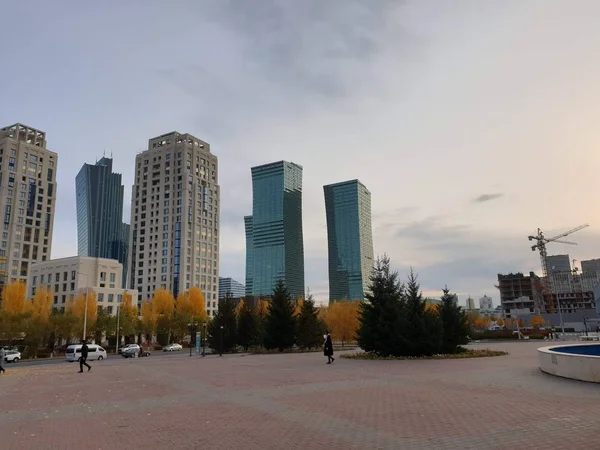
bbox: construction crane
[528,224,589,294]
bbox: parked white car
[163,343,183,352]
[65,345,107,362]
[4,350,21,363]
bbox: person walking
[78,341,91,373]
[324,331,335,364]
[0,347,6,374]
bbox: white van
[65,344,107,362]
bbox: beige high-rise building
[0,124,58,295]
[128,131,220,317]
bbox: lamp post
[557,295,565,339]
[188,321,198,357]
[115,305,120,354]
[77,272,89,341]
[219,325,224,357]
[202,321,207,357]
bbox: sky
[2,0,600,306]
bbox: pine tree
[296,295,325,349]
[403,269,442,356]
[438,286,470,354]
[263,280,296,351]
[357,256,407,357]
[209,295,238,353]
[237,301,258,351]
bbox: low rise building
[219,277,245,299]
[27,256,138,315]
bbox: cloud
[473,193,504,203]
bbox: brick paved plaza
[1,341,599,449]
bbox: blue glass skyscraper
[76,157,129,287]
[245,161,305,299]
[324,180,374,302]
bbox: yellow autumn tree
[235,298,245,317]
[424,302,439,314]
[153,288,175,316]
[256,298,269,320]
[294,297,304,316]
[67,291,98,338]
[140,300,156,336]
[188,287,207,322]
[30,286,52,322]
[1,280,27,313]
[474,317,490,329]
[120,292,139,339]
[152,288,174,343]
[530,316,545,328]
[325,300,360,346]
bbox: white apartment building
[0,124,58,294]
[128,131,220,317]
[27,256,138,316]
[479,295,493,311]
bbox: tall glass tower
[76,157,128,287]
[324,179,374,302]
[245,161,305,299]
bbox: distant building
[219,277,245,299]
[76,157,129,288]
[27,256,138,316]
[497,272,545,318]
[479,295,493,310]
[466,297,476,310]
[324,179,374,302]
[546,255,571,274]
[581,258,600,275]
[245,161,305,299]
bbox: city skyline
[4,2,600,305]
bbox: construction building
[581,258,600,275]
[496,272,544,318]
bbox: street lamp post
[219,325,224,357]
[202,321,207,357]
[188,321,198,357]
[115,305,120,354]
[78,272,90,341]
[556,295,565,339]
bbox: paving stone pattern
[1,342,599,449]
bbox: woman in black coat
[324,331,335,364]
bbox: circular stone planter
[538,343,600,383]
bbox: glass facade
[219,277,245,299]
[324,180,374,302]
[76,157,129,287]
[246,161,305,299]
[244,215,254,296]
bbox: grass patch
[341,347,508,360]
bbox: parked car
[121,344,140,358]
[4,350,21,363]
[65,345,107,362]
[118,344,135,355]
[163,343,183,352]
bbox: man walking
[78,341,91,373]
[0,347,6,374]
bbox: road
[6,350,211,368]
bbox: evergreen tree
[403,269,442,356]
[438,286,470,354]
[237,301,258,351]
[296,295,325,349]
[357,256,407,357]
[263,280,296,351]
[208,295,238,353]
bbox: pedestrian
[324,331,335,364]
[0,347,6,374]
[78,340,91,373]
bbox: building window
[32,275,37,286]
[63,271,68,281]
[71,270,76,280]
[108,294,114,303]
[109,273,116,283]
[100,271,106,281]
[98,293,104,301]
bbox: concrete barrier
[538,343,600,383]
